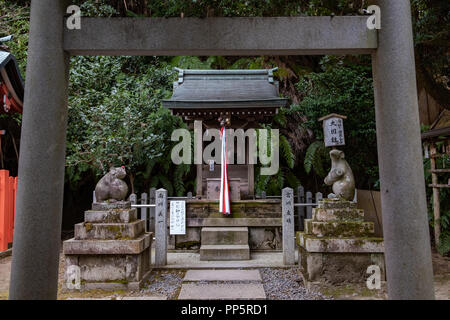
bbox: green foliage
[0,0,30,75]
[291,56,378,189]
[304,141,328,178]
[78,1,117,17]
[280,135,295,170]
[254,121,298,195]
[412,0,450,109]
[65,55,191,195]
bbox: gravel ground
[260,267,329,300]
[140,269,186,299]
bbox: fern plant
[254,128,298,195]
[304,141,329,178]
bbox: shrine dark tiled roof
[163,68,288,110]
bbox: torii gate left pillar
[9,0,70,299]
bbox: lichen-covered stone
[84,208,137,223]
[298,233,384,253]
[185,199,282,218]
[312,207,364,222]
[299,246,385,284]
[297,199,385,286]
[74,220,145,240]
[317,199,357,209]
[309,221,375,238]
[92,200,131,211]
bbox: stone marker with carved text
[282,187,295,265]
[155,188,168,266]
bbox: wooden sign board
[319,114,346,147]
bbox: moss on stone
[105,225,124,239]
[84,222,93,232]
[313,221,374,237]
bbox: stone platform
[171,200,282,251]
[298,199,385,288]
[63,201,153,291]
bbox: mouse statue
[324,149,355,201]
[95,166,129,202]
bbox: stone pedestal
[297,199,385,288]
[63,201,153,290]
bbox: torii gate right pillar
[371,0,435,299]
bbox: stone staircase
[200,227,250,261]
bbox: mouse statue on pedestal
[324,149,355,201]
[94,166,128,202]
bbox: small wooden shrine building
[163,68,287,200]
[163,68,287,259]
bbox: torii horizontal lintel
[64,16,377,56]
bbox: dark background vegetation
[0,0,448,254]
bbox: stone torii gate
[9,0,434,299]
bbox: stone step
[304,219,374,237]
[63,232,152,255]
[74,220,145,240]
[201,227,248,245]
[183,269,261,282]
[178,283,266,300]
[312,207,364,222]
[200,244,250,261]
[84,208,137,223]
[297,232,384,253]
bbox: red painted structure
[0,170,17,251]
[0,50,24,114]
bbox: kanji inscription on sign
[169,200,186,235]
[323,117,345,147]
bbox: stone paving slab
[178,283,266,300]
[183,269,261,282]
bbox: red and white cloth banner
[219,126,231,215]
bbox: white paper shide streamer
[219,127,231,215]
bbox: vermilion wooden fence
[0,170,17,251]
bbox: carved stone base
[63,204,152,291]
[298,199,385,286]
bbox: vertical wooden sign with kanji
[319,113,347,147]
